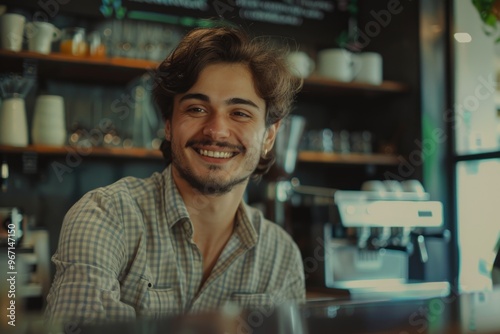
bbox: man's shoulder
[69,170,166,217]
[93,171,165,200]
[65,170,167,228]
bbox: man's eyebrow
[179,93,210,103]
[179,94,261,110]
[226,97,260,110]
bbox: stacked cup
[31,95,67,146]
[0,97,29,146]
[0,13,26,52]
[317,48,383,85]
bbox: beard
[170,138,261,196]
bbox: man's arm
[45,190,135,326]
[280,242,306,304]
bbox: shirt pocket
[148,288,179,318]
[145,285,178,318]
[230,293,273,310]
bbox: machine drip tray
[330,280,451,301]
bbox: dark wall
[292,0,423,188]
[0,154,165,276]
[1,0,350,45]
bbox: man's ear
[263,121,281,152]
[165,120,171,141]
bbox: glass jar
[87,31,106,58]
[60,27,88,56]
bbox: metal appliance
[266,115,306,228]
[290,181,451,300]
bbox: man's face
[166,63,279,195]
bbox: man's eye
[233,111,251,118]
[187,107,206,113]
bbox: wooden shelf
[301,75,409,96]
[0,51,408,164]
[0,144,163,160]
[0,50,158,84]
[0,145,398,165]
[298,151,399,165]
[0,49,158,70]
[0,50,408,95]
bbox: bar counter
[22,287,496,334]
[302,290,497,334]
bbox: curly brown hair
[153,26,302,176]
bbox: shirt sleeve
[282,243,306,304]
[44,190,135,326]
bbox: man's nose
[202,114,230,139]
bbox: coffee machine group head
[298,180,450,298]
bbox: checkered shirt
[44,165,305,325]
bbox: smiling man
[45,26,305,325]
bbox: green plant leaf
[116,7,127,19]
[472,0,496,24]
[335,31,349,48]
[485,13,498,27]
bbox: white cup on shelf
[353,52,383,85]
[317,48,353,82]
[361,180,386,192]
[31,95,67,146]
[0,13,26,52]
[286,51,315,78]
[25,21,61,54]
[0,97,29,146]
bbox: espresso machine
[291,180,451,300]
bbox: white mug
[25,22,61,54]
[317,48,353,82]
[32,95,67,146]
[0,13,26,52]
[353,52,383,85]
[361,180,386,192]
[286,51,315,78]
[383,180,404,193]
[401,179,425,193]
[0,97,28,147]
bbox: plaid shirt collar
[162,165,258,249]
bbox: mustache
[186,139,246,152]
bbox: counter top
[303,288,500,333]
[21,288,493,334]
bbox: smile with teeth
[198,149,235,159]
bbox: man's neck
[171,167,248,285]
[171,167,247,239]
